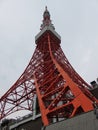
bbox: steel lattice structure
[0,7,98,126]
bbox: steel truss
[0,7,98,126]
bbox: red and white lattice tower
[0,7,98,126]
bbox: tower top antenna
[40,6,55,30]
[45,6,47,11]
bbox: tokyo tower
[0,7,98,126]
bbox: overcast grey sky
[0,0,98,99]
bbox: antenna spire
[40,6,55,30]
[45,6,47,11]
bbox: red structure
[0,7,98,126]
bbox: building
[0,114,42,130]
[45,110,98,130]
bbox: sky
[0,0,98,117]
